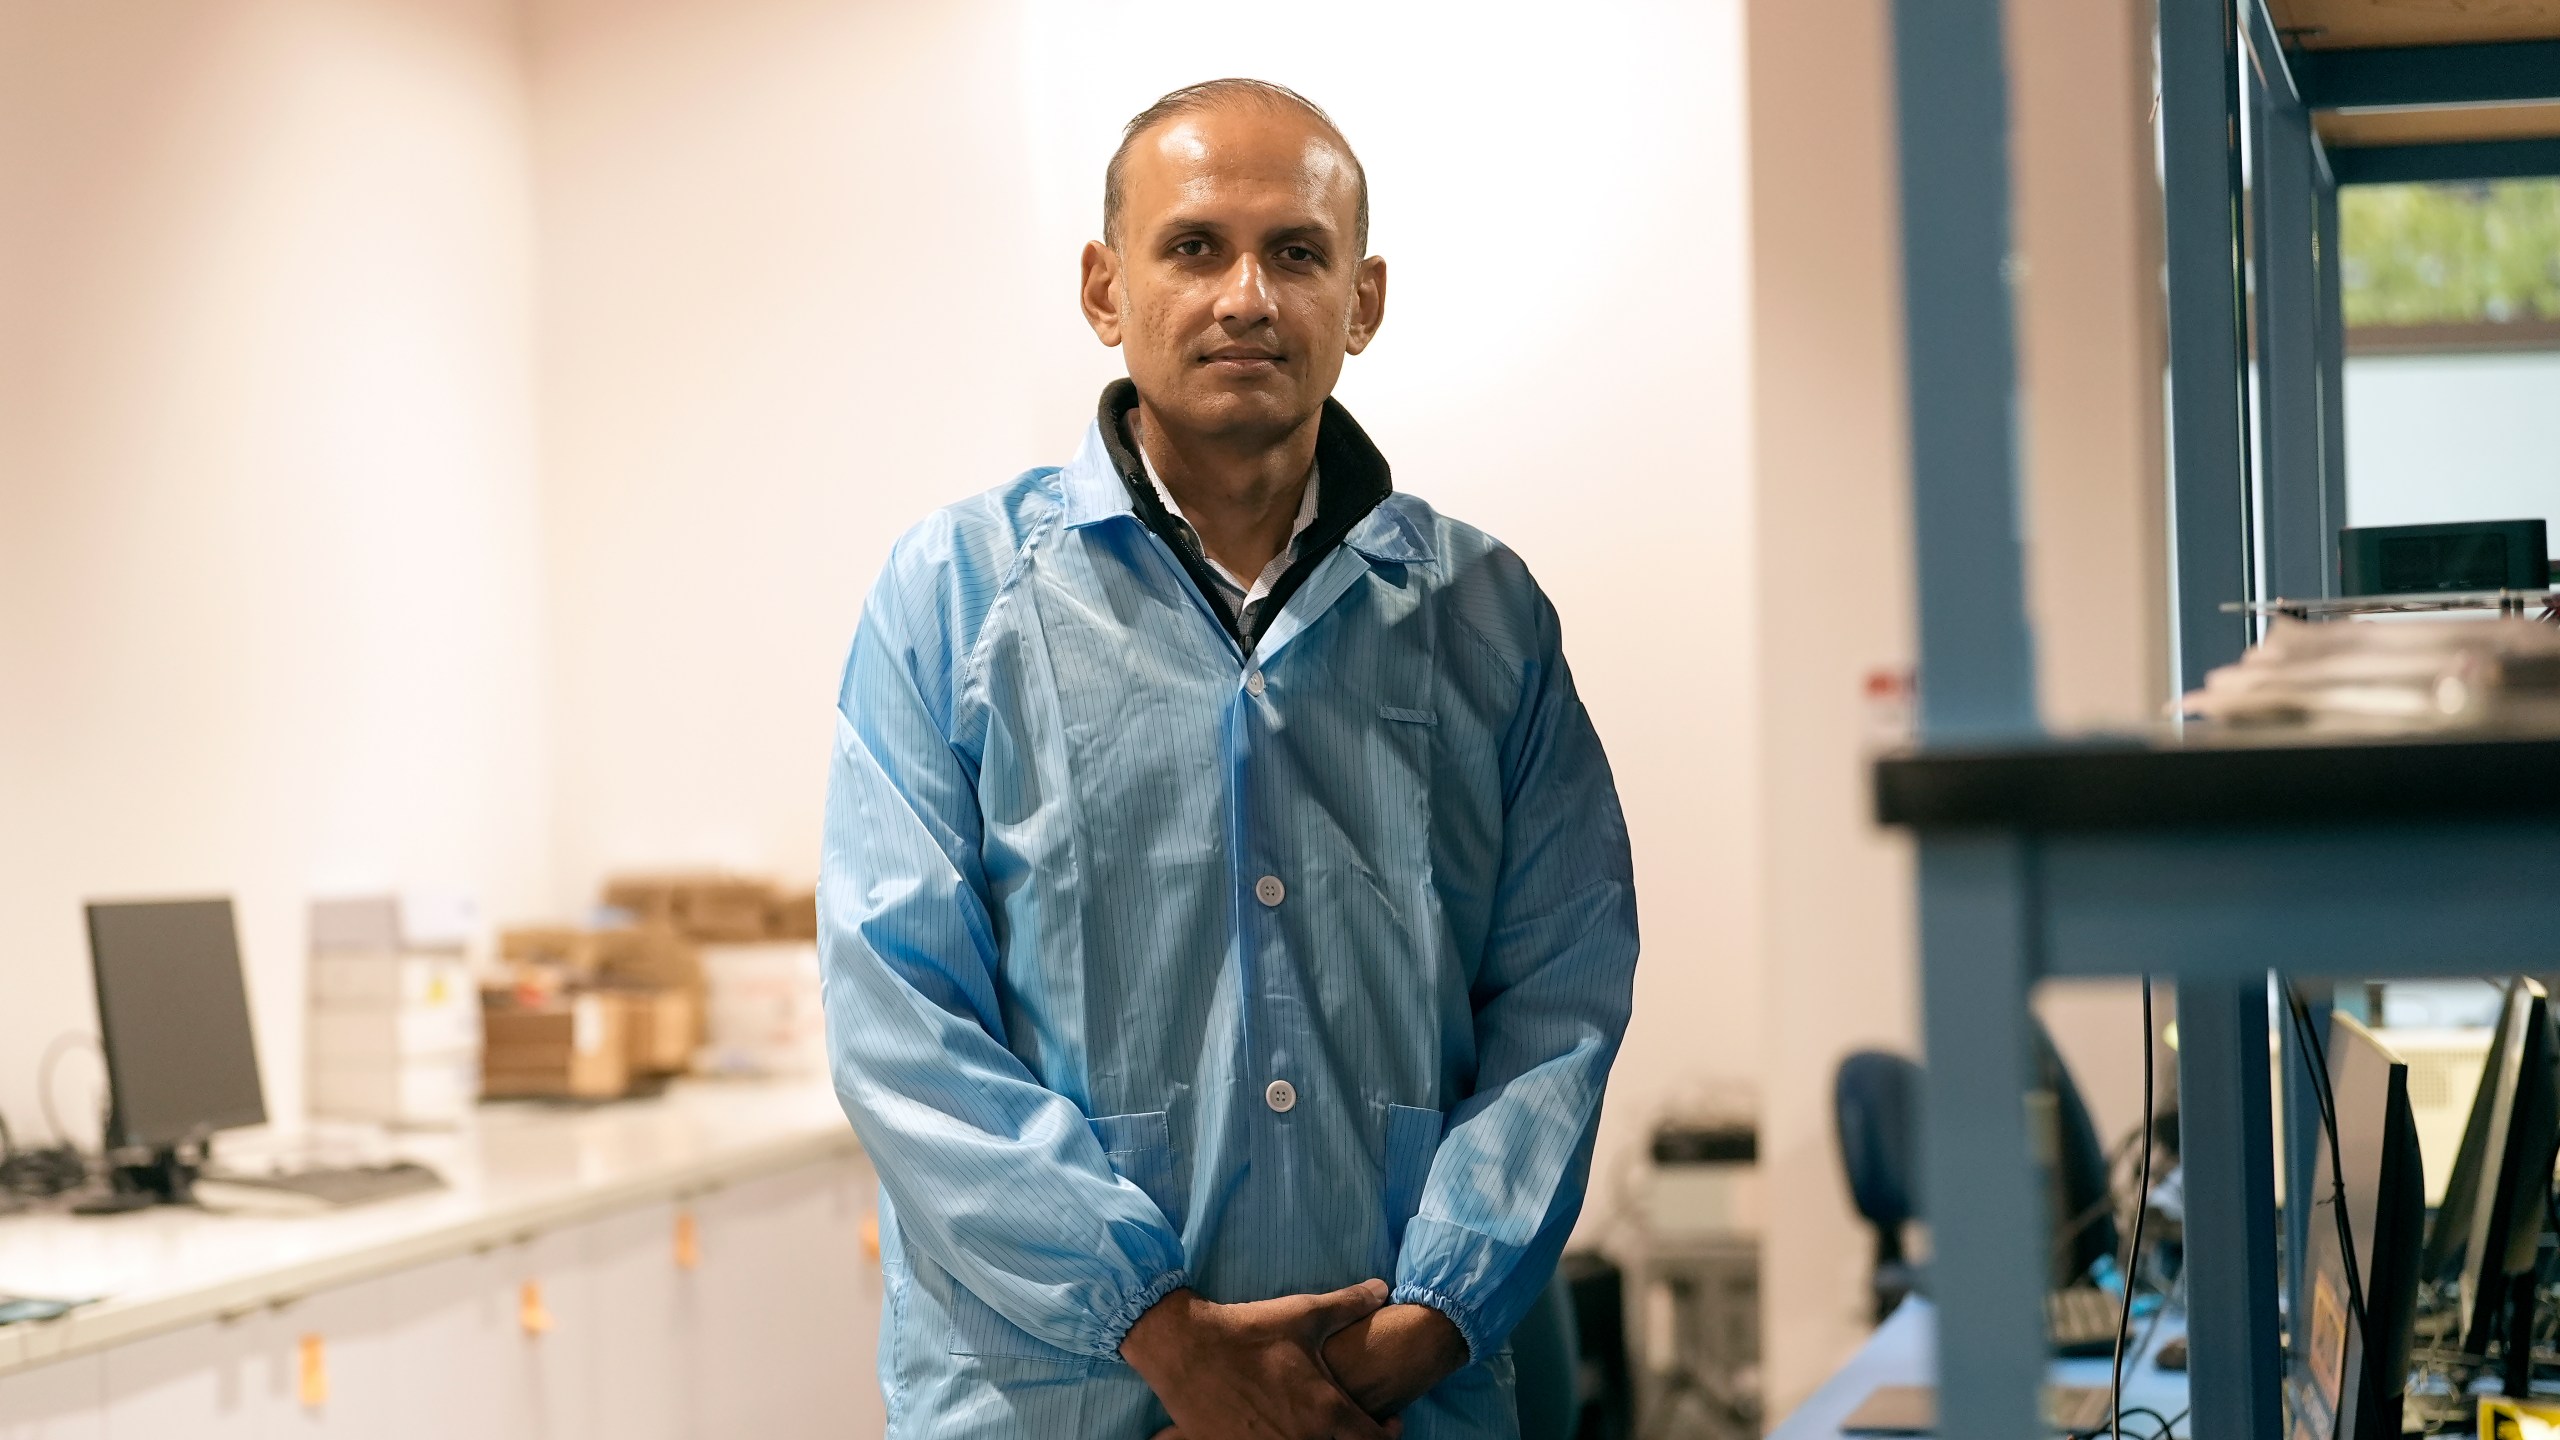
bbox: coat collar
[1058,380,1431,647]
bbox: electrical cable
[2286,983,2393,1435]
[38,1032,100,1146]
[2107,977,2157,1440]
[2051,1123,2149,1273]
[0,1108,87,1200]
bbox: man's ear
[1080,241,1125,347]
[1344,255,1387,357]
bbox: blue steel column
[2166,3,2285,1437]
[2245,20,2331,1357]
[2251,47,2329,605]
[1889,0,2045,1429]
[2316,171,2349,591]
[1917,837,2047,1439]
[1889,0,2038,743]
[2180,980,2287,1440]
[2164,0,2255,691]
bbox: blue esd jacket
[819,410,1639,1438]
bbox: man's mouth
[1201,349,1282,370]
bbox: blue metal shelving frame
[1884,2,2560,1435]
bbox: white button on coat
[1265,1079,1297,1113]
[1254,875,1285,907]
[1244,670,1266,698]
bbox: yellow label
[519,1279,552,1336]
[2478,1396,2560,1438]
[674,1210,700,1271]
[427,972,449,1005]
[2308,1271,2347,1406]
[298,1333,328,1408]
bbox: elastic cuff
[1098,1268,1192,1359]
[1390,1284,1492,1366]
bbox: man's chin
[1143,382,1315,441]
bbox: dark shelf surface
[1874,727,2560,831]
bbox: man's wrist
[1388,1301,1469,1377]
[1118,1286,1202,1376]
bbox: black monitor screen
[87,898,267,1148]
[2293,1013,2425,1440]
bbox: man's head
[1080,79,1386,449]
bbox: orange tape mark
[298,1333,328,1408]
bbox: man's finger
[1148,1429,1181,1440]
[1292,1278,1392,1335]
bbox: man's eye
[1281,246,1320,264]
[1173,239,1211,257]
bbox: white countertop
[0,1079,859,1375]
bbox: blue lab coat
[820,414,1638,1437]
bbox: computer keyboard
[2047,1285,2125,1357]
[199,1161,446,1210]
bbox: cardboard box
[311,893,477,954]
[613,986,697,1075]
[500,926,606,974]
[603,874,781,942]
[768,890,818,941]
[696,942,826,1077]
[482,991,632,1100]
[594,924,700,992]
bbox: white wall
[1746,0,2169,1412]
[0,0,552,1139]
[528,0,1760,1235]
[2344,351,2560,534]
[1745,0,1918,1408]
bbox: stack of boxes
[306,894,483,1127]
[482,925,698,1101]
[481,873,824,1100]
[606,874,826,1079]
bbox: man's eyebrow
[1152,215,1340,244]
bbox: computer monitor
[2035,1023,2120,1289]
[2418,977,2559,1392]
[85,898,267,1205]
[2289,1013,2426,1440]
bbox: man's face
[1081,105,1385,444]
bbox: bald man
[821,79,1638,1440]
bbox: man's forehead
[1124,111,1356,224]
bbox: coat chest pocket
[1091,1109,1187,1227]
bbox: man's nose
[1214,253,1277,329]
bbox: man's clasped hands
[1122,1280,1470,1440]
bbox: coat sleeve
[1391,588,1639,1361]
[819,550,1190,1360]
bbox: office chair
[1833,1050,1924,1323]
[1512,1267,1585,1440]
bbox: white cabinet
[99,1312,280,1438]
[586,1202,690,1440]
[0,1356,102,1440]
[4,1152,881,1439]
[267,1252,489,1440]
[689,1159,882,1438]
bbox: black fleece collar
[1095,378,1392,649]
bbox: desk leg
[2178,978,2285,1439]
[1917,836,2045,1438]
